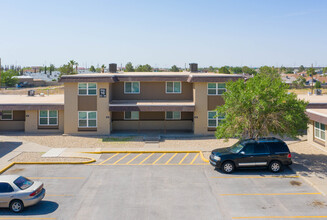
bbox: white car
[0,175,45,212]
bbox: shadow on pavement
[0,141,22,157]
[0,200,58,215]
[292,152,327,178]
[213,166,296,176]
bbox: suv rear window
[14,176,34,190]
[265,142,289,154]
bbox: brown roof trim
[307,103,327,108]
[109,106,195,112]
[306,111,327,124]
[0,104,64,111]
[60,74,244,83]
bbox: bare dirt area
[0,86,64,95]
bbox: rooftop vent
[28,90,35,96]
[109,63,117,73]
[189,63,198,73]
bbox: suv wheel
[10,200,24,213]
[269,161,282,173]
[222,161,235,173]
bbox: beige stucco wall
[307,120,314,144]
[193,82,213,135]
[64,83,79,134]
[97,82,111,135]
[25,110,64,133]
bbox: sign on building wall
[99,88,106,98]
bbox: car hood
[212,147,231,156]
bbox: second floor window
[166,82,181,93]
[1,110,13,120]
[124,82,140,94]
[208,83,226,95]
[78,83,97,95]
[39,110,58,125]
[124,111,139,120]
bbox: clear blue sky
[1,0,327,68]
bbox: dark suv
[209,137,292,173]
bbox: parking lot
[1,157,327,220]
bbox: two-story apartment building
[0,64,244,135]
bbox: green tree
[101,64,106,73]
[214,72,308,140]
[0,70,19,87]
[230,67,243,74]
[259,66,280,78]
[89,65,96,72]
[136,64,152,72]
[170,65,179,72]
[218,66,230,74]
[44,66,47,74]
[125,62,135,72]
[322,67,327,73]
[315,81,322,89]
[208,66,215,72]
[95,67,101,73]
[298,65,305,72]
[286,68,294,74]
[242,66,256,75]
[280,66,286,73]
[292,76,306,89]
[58,64,74,77]
[49,64,55,75]
[69,60,78,73]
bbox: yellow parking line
[221,192,321,196]
[139,153,154,165]
[211,175,299,179]
[113,153,131,165]
[126,153,143,164]
[165,153,177,164]
[99,153,119,165]
[232,216,327,219]
[152,153,166,165]
[190,153,199,164]
[178,153,189,165]
[29,177,85,179]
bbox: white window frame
[166,82,182,94]
[124,111,139,120]
[124,82,140,94]
[78,111,97,128]
[207,83,226,95]
[39,110,58,126]
[1,110,13,120]
[314,121,325,141]
[78,83,97,96]
[207,111,225,128]
[165,111,181,120]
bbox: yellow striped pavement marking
[165,153,177,164]
[139,153,154,165]
[112,153,131,165]
[126,153,143,164]
[190,153,199,164]
[152,153,166,165]
[99,153,119,165]
[178,153,189,164]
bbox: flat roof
[0,95,64,110]
[297,94,327,103]
[306,108,327,124]
[307,109,327,118]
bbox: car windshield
[13,176,34,190]
[229,142,244,153]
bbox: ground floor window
[39,110,58,125]
[208,111,224,127]
[124,111,139,120]
[78,111,97,127]
[314,121,325,141]
[166,111,181,120]
[1,110,13,120]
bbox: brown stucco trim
[78,96,97,111]
[207,128,216,131]
[78,127,97,131]
[59,74,244,83]
[38,126,59,129]
[13,111,25,121]
[307,103,327,108]
[306,111,327,125]
[207,96,225,110]
[109,106,195,112]
[0,104,64,111]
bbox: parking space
[96,152,207,165]
[1,162,327,219]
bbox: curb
[82,150,210,163]
[0,157,96,175]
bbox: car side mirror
[240,151,245,155]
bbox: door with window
[252,143,270,166]
[0,182,14,207]
[235,143,256,167]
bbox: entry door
[252,143,270,166]
[235,143,257,167]
[0,183,14,207]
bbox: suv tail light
[287,153,292,158]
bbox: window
[166,82,181,93]
[254,143,270,154]
[243,144,255,155]
[124,82,140,94]
[1,110,13,120]
[124,111,139,120]
[0,182,14,193]
[208,111,225,127]
[266,142,289,153]
[13,176,34,190]
[208,83,226,95]
[39,110,58,125]
[78,83,97,95]
[314,121,325,141]
[166,111,181,120]
[78,111,97,127]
